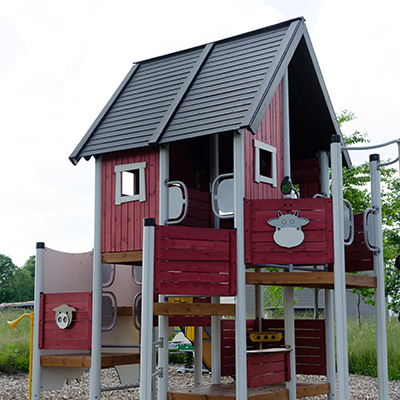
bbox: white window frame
[115,162,146,205]
[254,139,277,187]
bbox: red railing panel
[154,226,237,296]
[244,198,334,266]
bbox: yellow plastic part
[249,331,282,342]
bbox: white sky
[0,0,399,266]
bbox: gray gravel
[1,366,400,399]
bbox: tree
[0,254,17,303]
[13,256,35,302]
[339,110,400,316]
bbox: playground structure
[29,17,400,400]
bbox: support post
[210,134,221,383]
[370,154,389,400]
[140,218,156,400]
[32,242,45,399]
[90,157,103,400]
[233,130,247,399]
[284,287,296,400]
[194,326,203,386]
[319,150,337,400]
[330,135,350,400]
[158,145,169,400]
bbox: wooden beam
[102,251,143,265]
[40,353,140,368]
[246,272,376,289]
[153,303,235,316]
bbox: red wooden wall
[39,292,92,350]
[244,82,284,201]
[101,148,159,253]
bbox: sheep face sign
[267,210,309,248]
[52,304,77,329]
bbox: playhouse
[30,17,390,400]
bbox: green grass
[1,309,400,380]
[0,309,31,373]
[347,317,400,380]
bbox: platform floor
[168,381,330,399]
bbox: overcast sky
[1,0,399,266]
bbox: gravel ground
[1,366,400,399]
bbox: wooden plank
[153,303,235,316]
[40,353,140,368]
[102,251,143,265]
[167,382,330,399]
[246,272,377,289]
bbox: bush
[0,309,31,373]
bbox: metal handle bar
[211,173,234,219]
[132,292,142,331]
[102,291,118,332]
[363,206,380,253]
[167,180,188,225]
[102,263,116,288]
[343,199,354,246]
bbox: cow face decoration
[267,210,310,248]
[52,304,77,329]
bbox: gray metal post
[319,150,337,400]
[140,218,156,400]
[32,242,45,399]
[370,154,389,400]
[194,326,203,386]
[158,145,169,400]
[330,135,350,399]
[284,287,296,400]
[90,157,103,400]
[210,134,221,383]
[233,130,247,399]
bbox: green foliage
[0,255,17,303]
[0,255,35,304]
[338,110,400,314]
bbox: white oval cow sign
[267,210,309,248]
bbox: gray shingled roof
[70,17,347,165]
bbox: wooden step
[168,382,330,399]
[154,303,235,316]
[40,352,140,368]
[246,272,376,289]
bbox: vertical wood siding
[244,82,284,200]
[101,148,159,253]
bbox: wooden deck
[168,382,330,399]
[246,272,376,289]
[40,352,140,368]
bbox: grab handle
[343,199,354,246]
[363,206,380,253]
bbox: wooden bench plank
[154,303,235,316]
[40,353,140,368]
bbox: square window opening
[254,139,277,187]
[115,161,146,204]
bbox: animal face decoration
[52,304,76,329]
[267,210,310,248]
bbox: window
[115,162,146,205]
[254,139,277,187]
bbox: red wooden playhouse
[31,17,389,400]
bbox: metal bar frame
[370,154,389,400]
[89,157,103,400]
[319,150,337,400]
[140,218,156,400]
[330,135,350,399]
[233,129,248,399]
